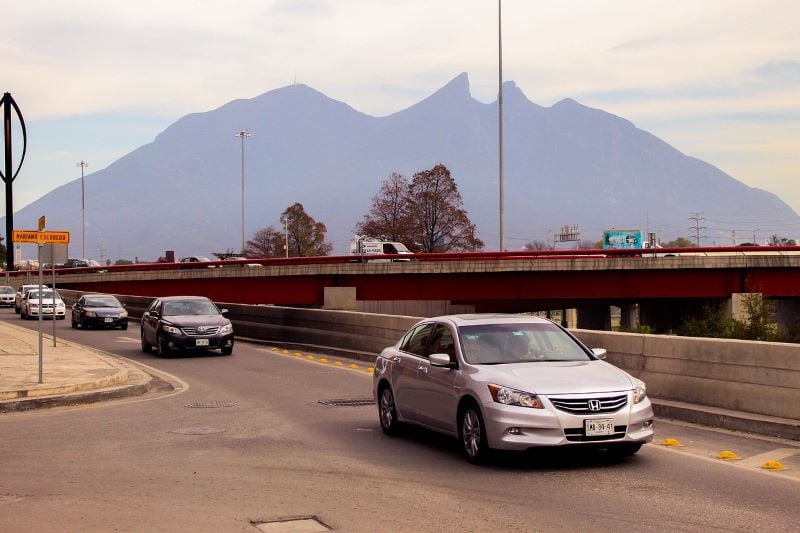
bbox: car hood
[481,360,634,395]
[163,315,228,327]
[85,306,125,314]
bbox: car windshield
[162,300,218,316]
[85,296,121,307]
[27,290,57,300]
[458,322,591,364]
[0,287,14,294]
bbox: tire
[607,443,643,457]
[120,323,128,331]
[460,403,490,464]
[71,316,78,329]
[156,334,171,358]
[20,308,27,320]
[378,385,401,436]
[141,329,152,353]
[220,346,233,356]
[81,318,89,330]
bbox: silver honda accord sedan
[373,314,655,463]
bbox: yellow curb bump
[761,461,785,470]
[366,367,374,373]
[294,353,302,357]
[334,361,344,366]
[270,347,278,352]
[717,450,739,461]
[282,349,289,355]
[294,352,302,356]
[661,438,682,447]
[306,355,315,360]
[319,358,329,364]
[348,364,359,369]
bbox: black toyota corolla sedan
[140,296,234,357]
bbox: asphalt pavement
[1,318,798,442]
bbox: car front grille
[549,394,628,415]
[182,326,220,336]
[564,425,628,442]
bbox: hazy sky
[3,0,799,242]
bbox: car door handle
[391,356,402,363]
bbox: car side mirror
[591,348,607,360]
[148,311,159,318]
[429,353,455,368]
[220,308,229,315]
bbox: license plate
[195,339,209,347]
[104,317,114,323]
[585,418,615,436]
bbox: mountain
[4,73,798,260]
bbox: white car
[15,284,41,313]
[19,288,66,320]
[0,285,15,307]
[373,314,655,463]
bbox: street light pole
[76,161,88,259]
[234,130,251,254]
[498,0,505,251]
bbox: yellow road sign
[38,216,46,231]
[13,230,70,244]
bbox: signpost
[14,225,70,383]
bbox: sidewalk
[0,321,159,412]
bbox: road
[1,310,799,532]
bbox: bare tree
[280,203,333,257]
[407,164,483,252]
[523,240,547,251]
[244,226,284,258]
[355,172,414,243]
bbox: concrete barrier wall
[58,289,799,421]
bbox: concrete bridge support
[639,298,716,334]
[576,306,611,331]
[619,304,640,331]
[776,298,800,341]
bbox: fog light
[643,420,653,429]
[507,427,522,435]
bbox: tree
[280,203,332,257]
[664,237,696,248]
[406,164,483,252]
[523,240,548,251]
[244,226,284,258]
[355,172,415,243]
[0,235,5,265]
[114,259,133,265]
[768,234,797,246]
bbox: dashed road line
[738,448,799,468]
[260,347,374,374]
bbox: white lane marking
[116,337,139,343]
[738,448,800,468]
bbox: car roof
[427,314,554,326]
[156,295,213,302]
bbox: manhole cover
[185,401,239,408]
[253,516,331,532]
[318,398,374,407]
[170,427,225,435]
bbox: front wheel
[71,316,78,329]
[460,404,490,464]
[220,346,233,356]
[378,386,401,435]
[141,329,152,353]
[156,334,171,357]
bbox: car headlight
[632,379,647,404]
[162,325,181,334]
[488,384,544,409]
[120,310,128,318]
[219,323,232,334]
[85,311,96,317]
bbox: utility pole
[76,161,89,259]
[498,0,505,252]
[689,212,707,246]
[234,130,252,255]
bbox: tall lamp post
[498,0,505,251]
[234,130,252,254]
[76,160,88,259]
